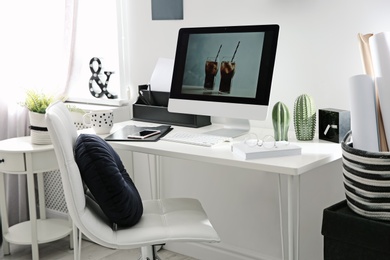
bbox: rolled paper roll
[376,77,390,151]
[348,75,379,152]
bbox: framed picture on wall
[151,0,183,20]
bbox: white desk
[106,121,342,260]
[0,137,72,260]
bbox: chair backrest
[45,101,87,229]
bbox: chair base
[74,226,163,260]
[140,245,162,260]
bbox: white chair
[45,101,220,260]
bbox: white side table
[0,136,72,260]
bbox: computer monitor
[168,24,279,137]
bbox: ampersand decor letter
[88,57,118,99]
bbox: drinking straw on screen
[231,41,240,62]
[215,44,222,62]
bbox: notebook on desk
[105,124,173,142]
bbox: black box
[132,91,211,128]
[319,108,351,143]
[321,200,390,260]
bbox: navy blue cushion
[74,134,143,227]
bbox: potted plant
[22,89,55,144]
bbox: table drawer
[0,153,25,172]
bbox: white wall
[124,0,390,124]
[121,1,390,259]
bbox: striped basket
[342,131,390,221]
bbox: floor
[1,236,197,260]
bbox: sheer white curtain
[0,0,76,225]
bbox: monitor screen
[168,24,279,136]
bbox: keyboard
[162,131,232,147]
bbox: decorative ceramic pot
[293,94,316,141]
[29,111,51,144]
[272,101,290,141]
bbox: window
[1,0,128,108]
[67,0,125,104]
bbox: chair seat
[81,198,220,249]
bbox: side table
[0,136,72,259]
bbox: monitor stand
[204,118,250,138]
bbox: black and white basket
[342,131,390,221]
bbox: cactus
[272,102,290,141]
[293,94,316,141]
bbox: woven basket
[342,131,390,221]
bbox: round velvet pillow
[74,134,143,227]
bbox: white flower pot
[29,111,51,145]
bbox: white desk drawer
[0,153,25,172]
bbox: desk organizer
[341,131,390,221]
[132,91,211,128]
[322,200,390,260]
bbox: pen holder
[132,90,211,128]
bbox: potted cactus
[293,94,316,141]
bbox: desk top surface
[102,121,342,176]
[0,121,341,175]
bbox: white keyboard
[162,131,232,147]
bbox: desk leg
[128,151,135,180]
[147,154,161,200]
[155,155,161,199]
[0,173,10,255]
[287,175,300,260]
[26,154,39,260]
[278,175,300,260]
[278,175,285,260]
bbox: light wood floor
[1,236,197,260]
